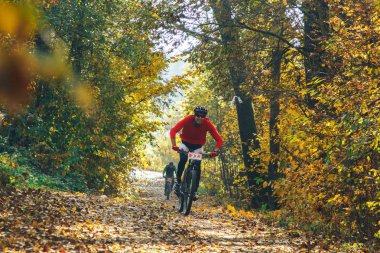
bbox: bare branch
[235,21,304,54]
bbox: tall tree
[158,0,266,206]
[208,0,263,206]
[268,43,283,210]
[302,0,330,109]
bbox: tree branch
[235,21,304,54]
[170,22,221,43]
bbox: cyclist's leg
[192,146,203,196]
[176,142,189,184]
[195,162,201,191]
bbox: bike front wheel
[164,181,170,198]
[183,169,197,216]
[178,188,184,212]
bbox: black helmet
[194,106,207,116]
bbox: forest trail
[133,170,306,252]
[0,170,317,253]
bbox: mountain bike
[177,150,213,216]
[164,177,174,200]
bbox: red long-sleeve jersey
[170,115,223,148]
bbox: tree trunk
[209,0,263,207]
[34,33,50,109]
[69,1,86,77]
[302,0,330,109]
[268,47,281,210]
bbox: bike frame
[177,150,212,215]
[164,177,174,199]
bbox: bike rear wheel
[183,169,197,216]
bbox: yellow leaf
[114,197,124,202]
[226,204,236,213]
[151,13,160,19]
[0,4,20,35]
[31,221,39,227]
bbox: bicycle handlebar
[177,150,215,158]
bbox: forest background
[0,0,379,248]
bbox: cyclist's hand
[172,146,180,151]
[211,151,218,157]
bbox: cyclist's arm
[208,122,223,150]
[171,137,176,147]
[169,116,191,146]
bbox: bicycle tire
[182,171,189,213]
[184,169,197,215]
[178,185,184,212]
[164,181,169,196]
[178,168,190,213]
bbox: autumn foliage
[0,0,379,247]
[273,0,380,240]
[0,1,172,194]
[154,0,379,244]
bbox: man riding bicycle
[163,162,176,196]
[170,106,223,200]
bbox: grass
[0,152,90,193]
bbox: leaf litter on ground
[0,172,357,252]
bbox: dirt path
[0,170,320,252]
[134,170,306,253]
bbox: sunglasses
[195,114,206,118]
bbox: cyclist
[170,106,223,200]
[163,162,176,195]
